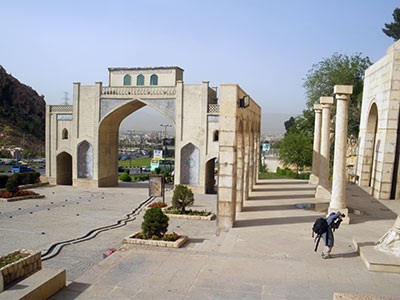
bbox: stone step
[0,268,66,300]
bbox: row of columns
[310,85,353,224]
[217,122,260,233]
[236,128,260,213]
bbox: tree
[303,52,371,137]
[141,206,169,238]
[383,8,400,41]
[278,131,313,173]
[172,184,194,213]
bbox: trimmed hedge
[0,172,41,189]
[0,175,9,188]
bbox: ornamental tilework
[181,143,200,185]
[141,99,175,123]
[100,99,131,121]
[78,141,93,178]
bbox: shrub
[6,177,19,193]
[155,167,161,174]
[119,173,132,182]
[141,206,169,239]
[0,175,8,188]
[124,169,130,175]
[172,184,194,213]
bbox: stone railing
[49,105,73,112]
[101,86,176,97]
[207,104,220,114]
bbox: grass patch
[259,168,310,180]
[118,158,152,167]
[0,169,11,173]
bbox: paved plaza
[1,179,400,299]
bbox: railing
[207,104,219,114]
[49,105,73,112]
[101,86,176,97]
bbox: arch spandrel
[100,98,175,126]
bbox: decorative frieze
[101,86,176,97]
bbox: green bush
[13,172,41,185]
[6,177,19,193]
[172,184,194,213]
[119,173,132,182]
[0,175,9,188]
[141,206,169,238]
[124,169,130,175]
[155,167,161,174]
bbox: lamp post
[127,129,135,168]
[160,124,172,157]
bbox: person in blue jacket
[321,211,344,259]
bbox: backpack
[312,218,328,252]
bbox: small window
[62,129,68,140]
[123,74,131,86]
[150,74,158,85]
[213,130,219,142]
[137,74,144,86]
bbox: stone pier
[315,97,333,199]
[329,85,353,224]
[309,104,323,185]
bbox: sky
[1,0,398,135]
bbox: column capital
[314,104,323,111]
[334,85,353,96]
[320,96,334,105]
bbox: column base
[315,185,331,199]
[309,174,319,185]
[328,207,350,224]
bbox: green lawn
[259,172,310,180]
[118,157,152,167]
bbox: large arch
[360,102,378,188]
[57,152,72,185]
[205,157,217,194]
[98,99,175,186]
[180,143,200,185]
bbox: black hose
[41,196,155,261]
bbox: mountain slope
[0,66,46,153]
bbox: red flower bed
[0,190,39,198]
[148,201,168,208]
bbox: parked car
[118,166,125,172]
[12,165,35,173]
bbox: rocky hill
[0,66,46,153]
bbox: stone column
[243,131,250,202]
[309,104,323,185]
[329,85,353,224]
[315,97,334,199]
[249,132,254,192]
[236,128,244,212]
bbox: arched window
[62,128,68,140]
[137,74,144,86]
[123,74,131,86]
[213,130,219,142]
[150,74,158,86]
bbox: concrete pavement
[47,179,400,300]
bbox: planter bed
[0,249,41,287]
[0,194,45,203]
[164,208,215,221]
[0,182,49,192]
[143,203,169,212]
[123,232,188,248]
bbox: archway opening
[98,100,175,187]
[362,103,378,189]
[57,152,72,185]
[205,157,217,194]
